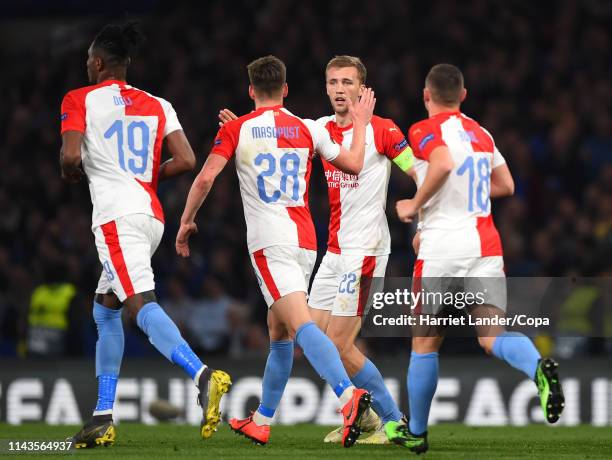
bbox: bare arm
[396,145,454,223]
[328,88,376,175]
[60,131,84,182]
[490,163,514,198]
[176,153,228,257]
[158,130,196,181]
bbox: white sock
[92,409,113,417]
[194,365,208,385]
[252,410,273,426]
[339,385,356,406]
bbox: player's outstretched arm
[176,153,228,257]
[490,163,514,198]
[158,130,196,181]
[396,145,454,223]
[60,131,84,183]
[329,88,376,175]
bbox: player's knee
[123,290,157,320]
[94,293,121,309]
[268,323,290,341]
[412,336,441,354]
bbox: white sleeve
[493,146,506,168]
[482,126,506,168]
[158,98,182,137]
[303,119,340,161]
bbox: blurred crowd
[0,0,610,358]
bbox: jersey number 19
[104,119,151,176]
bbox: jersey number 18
[457,155,491,213]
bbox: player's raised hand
[218,109,238,127]
[396,198,418,223]
[348,87,376,126]
[175,221,198,257]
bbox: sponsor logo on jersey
[418,133,435,150]
[394,138,408,151]
[113,96,133,106]
[325,169,359,189]
[251,126,300,140]
[60,113,68,121]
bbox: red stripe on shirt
[323,120,346,254]
[324,160,342,254]
[121,86,166,223]
[357,255,377,317]
[275,109,317,250]
[476,215,503,257]
[101,221,135,298]
[253,249,281,301]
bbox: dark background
[0,0,610,360]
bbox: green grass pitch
[1,423,610,459]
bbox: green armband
[392,147,415,172]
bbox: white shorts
[94,214,164,302]
[309,251,388,317]
[413,256,507,313]
[250,246,317,308]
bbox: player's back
[211,105,327,254]
[61,80,181,228]
[408,111,505,259]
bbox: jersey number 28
[255,151,302,204]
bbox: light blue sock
[257,340,294,418]
[295,322,352,397]
[92,302,123,415]
[492,331,541,379]
[93,302,124,376]
[408,351,438,435]
[94,375,118,414]
[352,359,402,423]
[136,302,204,380]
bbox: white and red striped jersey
[318,115,409,256]
[211,105,341,253]
[408,111,506,259]
[60,79,181,228]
